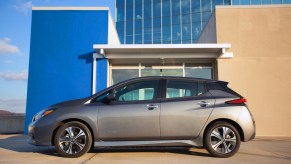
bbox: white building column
[92,49,106,95]
[92,53,98,95]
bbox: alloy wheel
[58,126,87,154]
[210,126,237,154]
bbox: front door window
[114,80,159,102]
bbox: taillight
[225,98,247,104]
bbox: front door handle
[146,104,159,110]
[197,101,210,107]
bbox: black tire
[204,121,241,158]
[54,121,92,158]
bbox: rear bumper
[236,107,256,141]
[250,130,256,140]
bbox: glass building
[115,0,291,44]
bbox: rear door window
[166,80,205,98]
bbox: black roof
[90,76,229,98]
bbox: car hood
[48,97,90,109]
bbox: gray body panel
[28,76,256,149]
[97,102,161,140]
[29,104,99,145]
[236,106,256,141]
[94,140,199,147]
[194,97,256,145]
[160,95,215,139]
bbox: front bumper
[28,117,55,146]
[28,124,36,145]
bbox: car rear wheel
[54,121,92,158]
[204,121,241,158]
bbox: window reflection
[112,69,139,84]
[185,64,213,79]
[111,63,213,85]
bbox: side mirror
[101,93,116,104]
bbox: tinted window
[115,80,159,101]
[116,0,125,22]
[162,0,171,43]
[135,0,142,43]
[125,0,133,44]
[91,90,111,103]
[144,0,152,44]
[166,80,205,98]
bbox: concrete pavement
[0,134,291,164]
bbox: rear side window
[166,80,206,98]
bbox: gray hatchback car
[28,76,255,158]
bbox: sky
[0,0,115,113]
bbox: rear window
[206,82,242,97]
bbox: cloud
[0,99,26,113]
[0,70,28,81]
[14,0,33,15]
[0,38,20,55]
[4,60,15,64]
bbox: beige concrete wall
[214,5,291,137]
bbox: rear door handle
[146,104,159,110]
[197,101,210,107]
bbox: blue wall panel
[25,10,109,133]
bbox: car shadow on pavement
[89,147,212,157]
[0,135,212,158]
[0,135,59,157]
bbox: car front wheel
[204,121,241,158]
[54,121,92,158]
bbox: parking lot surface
[0,134,291,164]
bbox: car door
[160,79,215,140]
[97,79,161,141]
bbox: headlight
[32,108,56,122]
